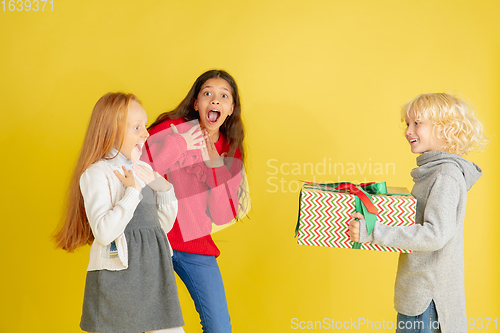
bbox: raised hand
[170,123,205,151]
[132,163,171,192]
[114,166,142,192]
[200,129,224,168]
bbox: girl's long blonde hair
[54,92,139,252]
[401,93,488,155]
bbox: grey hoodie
[360,150,482,333]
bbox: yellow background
[1,0,499,332]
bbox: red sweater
[144,118,242,257]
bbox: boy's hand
[348,212,365,242]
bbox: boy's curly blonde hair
[401,93,488,155]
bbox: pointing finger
[170,123,179,134]
[114,170,125,181]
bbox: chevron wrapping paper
[296,183,416,253]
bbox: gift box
[295,182,416,253]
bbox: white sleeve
[156,185,178,235]
[80,165,142,246]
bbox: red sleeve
[206,147,244,225]
[142,119,188,175]
[204,145,242,188]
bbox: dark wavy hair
[149,69,244,162]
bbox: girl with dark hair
[144,70,249,333]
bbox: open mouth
[409,139,417,144]
[134,142,144,155]
[207,109,221,125]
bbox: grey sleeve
[359,174,463,251]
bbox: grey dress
[80,186,184,333]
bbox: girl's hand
[201,129,224,168]
[170,123,205,151]
[132,163,171,192]
[114,166,141,192]
[348,212,365,243]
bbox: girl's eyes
[202,91,229,98]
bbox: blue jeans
[396,300,441,333]
[172,250,231,333]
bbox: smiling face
[118,100,149,162]
[193,77,234,141]
[405,112,445,154]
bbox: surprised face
[194,77,234,141]
[118,101,149,162]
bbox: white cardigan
[80,151,178,271]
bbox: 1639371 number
[469,318,498,330]
[2,0,53,11]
